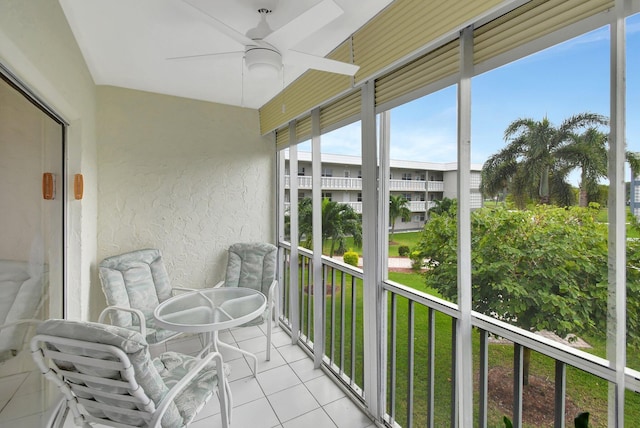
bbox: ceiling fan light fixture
[245,47,281,78]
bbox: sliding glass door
[0,71,64,425]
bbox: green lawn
[324,230,423,257]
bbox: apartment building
[285,151,483,231]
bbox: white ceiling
[59,0,394,109]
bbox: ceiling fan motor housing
[244,46,282,77]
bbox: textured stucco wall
[96,86,274,316]
[0,0,98,321]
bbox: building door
[0,71,65,424]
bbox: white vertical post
[361,82,382,419]
[276,144,285,320]
[457,25,474,427]
[379,111,391,279]
[608,2,626,425]
[378,109,391,418]
[311,108,325,367]
[289,122,300,343]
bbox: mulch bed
[486,366,587,427]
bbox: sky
[311,13,640,184]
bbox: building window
[298,167,305,176]
[402,193,412,201]
[402,172,412,180]
[322,168,333,177]
[322,192,332,201]
[344,170,350,178]
[357,192,362,202]
[358,170,362,178]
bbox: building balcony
[407,201,427,212]
[285,175,364,190]
[284,176,458,195]
[427,180,444,192]
[389,179,426,192]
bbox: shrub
[410,250,424,271]
[398,245,410,257]
[414,204,640,348]
[343,251,359,267]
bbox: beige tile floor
[0,323,376,428]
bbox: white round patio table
[153,287,266,375]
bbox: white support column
[289,122,300,343]
[311,108,325,367]
[378,109,391,418]
[276,144,285,320]
[379,111,391,280]
[457,25,474,427]
[361,82,382,419]
[608,2,627,425]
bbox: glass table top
[154,287,267,333]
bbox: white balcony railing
[285,201,363,214]
[389,179,426,192]
[285,175,363,190]
[276,244,639,428]
[427,180,444,192]
[407,201,426,212]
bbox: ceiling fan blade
[181,0,254,47]
[167,51,244,61]
[284,50,359,76]
[264,0,343,51]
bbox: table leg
[214,334,258,376]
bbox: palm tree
[557,127,608,207]
[389,195,411,241]
[481,113,608,208]
[295,197,362,256]
[557,128,640,207]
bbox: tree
[557,128,640,207]
[428,197,456,217]
[413,204,640,384]
[481,113,608,208]
[296,197,362,257]
[389,195,411,241]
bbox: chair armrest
[150,351,226,426]
[98,306,147,339]
[267,280,278,302]
[212,280,225,289]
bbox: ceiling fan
[175,0,360,79]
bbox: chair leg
[266,311,272,361]
[216,354,232,428]
[266,287,278,362]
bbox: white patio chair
[98,249,187,348]
[30,319,231,427]
[214,242,278,360]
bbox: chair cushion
[154,351,230,425]
[36,319,183,427]
[99,249,172,329]
[224,243,276,295]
